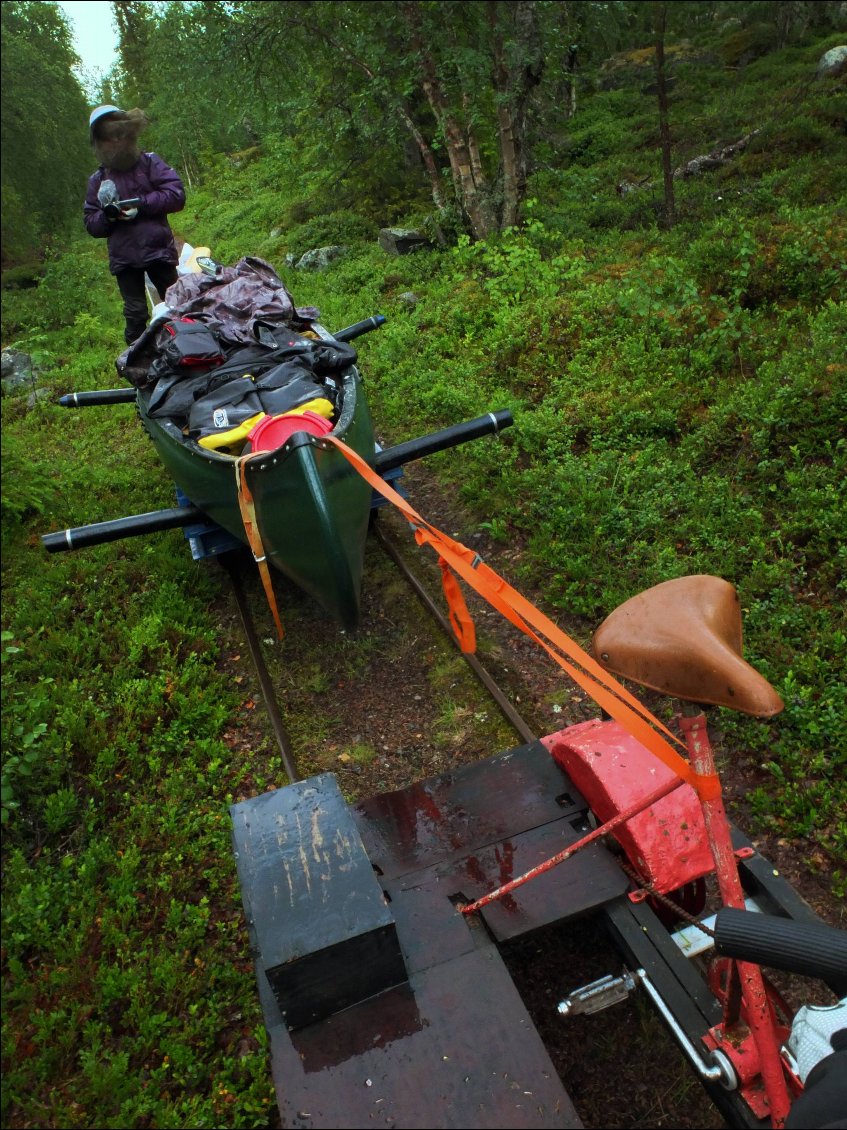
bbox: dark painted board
[355,740,628,954]
[375,868,482,975]
[354,741,591,880]
[231,775,406,1029]
[269,946,584,1129]
[732,825,828,922]
[233,743,626,1127]
[604,896,723,1028]
[383,827,628,972]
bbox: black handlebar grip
[715,907,847,992]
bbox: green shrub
[282,210,379,260]
[719,22,779,67]
[33,240,113,332]
[0,427,55,530]
[1,262,44,290]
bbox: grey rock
[295,246,347,271]
[398,292,420,307]
[378,228,431,255]
[26,387,52,409]
[1,350,34,394]
[817,46,847,79]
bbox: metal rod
[374,410,513,474]
[376,520,536,743]
[635,970,728,1085]
[331,314,386,342]
[42,506,203,552]
[219,553,300,785]
[59,389,137,407]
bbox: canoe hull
[138,368,375,629]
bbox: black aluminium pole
[42,506,203,552]
[59,389,137,407]
[374,410,513,474]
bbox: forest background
[2,1,846,1127]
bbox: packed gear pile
[117,256,356,455]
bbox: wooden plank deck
[232,740,631,1128]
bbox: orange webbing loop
[438,557,476,652]
[235,454,285,640]
[324,434,721,801]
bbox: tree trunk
[463,94,499,235]
[489,1,543,230]
[463,94,485,192]
[398,103,448,214]
[437,103,492,238]
[653,2,675,230]
[565,43,578,119]
[177,140,194,189]
[490,5,520,229]
[403,2,493,239]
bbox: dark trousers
[115,262,179,345]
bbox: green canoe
[47,304,511,628]
[137,365,376,630]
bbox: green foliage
[719,21,780,66]
[4,239,116,338]
[282,210,378,260]
[1,262,44,290]
[3,13,847,1130]
[1,260,275,1122]
[0,2,91,265]
[0,632,52,827]
[112,1,157,108]
[0,428,55,534]
[130,1,258,184]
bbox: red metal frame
[462,713,798,1128]
[678,713,792,1127]
[543,719,715,894]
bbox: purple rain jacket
[83,152,185,274]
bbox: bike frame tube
[679,713,792,1128]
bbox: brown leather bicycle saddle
[593,575,784,717]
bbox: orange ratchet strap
[235,454,285,639]
[324,434,721,802]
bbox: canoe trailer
[46,316,846,1129]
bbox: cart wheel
[668,876,707,918]
[647,877,708,927]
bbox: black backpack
[157,318,226,368]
